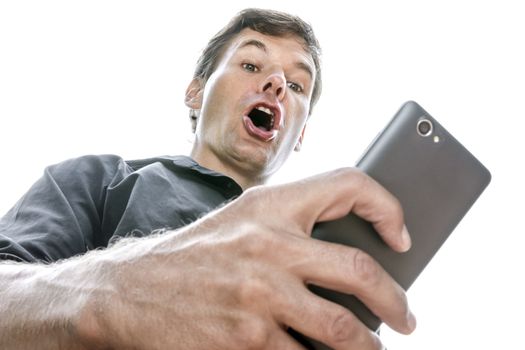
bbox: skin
[187,29,313,189]
[0,29,416,350]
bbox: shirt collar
[126,155,243,198]
[168,155,243,197]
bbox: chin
[231,147,273,173]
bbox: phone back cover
[306,101,491,347]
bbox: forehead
[224,29,315,69]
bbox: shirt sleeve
[0,155,126,263]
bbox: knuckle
[326,312,357,344]
[333,166,359,175]
[238,225,265,257]
[233,317,269,349]
[237,224,278,259]
[327,167,371,197]
[325,311,383,349]
[339,167,373,194]
[339,166,365,179]
[351,249,381,288]
[333,167,363,183]
[237,277,271,305]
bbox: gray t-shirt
[0,155,242,262]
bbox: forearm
[0,257,104,350]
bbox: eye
[287,81,304,93]
[242,63,259,72]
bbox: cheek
[202,71,244,115]
[287,100,309,131]
[202,77,225,107]
[281,101,308,144]
[282,118,306,150]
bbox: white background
[1,1,523,349]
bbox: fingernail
[401,225,411,251]
[407,310,417,332]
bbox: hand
[74,168,415,350]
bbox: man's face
[188,29,315,180]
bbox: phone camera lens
[417,119,433,137]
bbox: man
[0,8,415,350]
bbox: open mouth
[243,104,280,142]
[248,106,275,131]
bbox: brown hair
[193,8,322,113]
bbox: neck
[190,145,268,191]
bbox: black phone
[297,101,491,350]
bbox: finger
[275,280,384,350]
[286,237,415,334]
[270,168,410,252]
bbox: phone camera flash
[433,135,440,143]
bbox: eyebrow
[239,39,268,52]
[238,39,314,80]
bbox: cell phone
[295,101,491,350]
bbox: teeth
[256,106,274,116]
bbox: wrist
[0,262,89,349]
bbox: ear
[294,125,307,152]
[185,78,204,109]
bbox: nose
[260,70,286,101]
